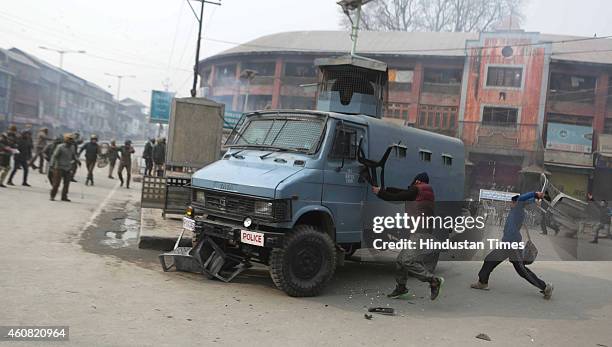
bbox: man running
[372,172,444,301]
[471,192,554,299]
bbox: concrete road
[1,165,612,346]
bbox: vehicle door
[322,121,368,243]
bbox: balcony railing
[422,82,461,95]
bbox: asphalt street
[1,164,612,346]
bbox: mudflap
[158,236,250,283]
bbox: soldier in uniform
[107,139,119,179]
[49,133,80,201]
[117,140,135,188]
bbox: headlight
[195,190,205,204]
[254,201,273,216]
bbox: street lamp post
[38,46,86,129]
[187,0,222,97]
[104,73,136,101]
[239,69,257,112]
[337,0,374,56]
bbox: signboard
[149,90,174,124]
[479,189,518,202]
[546,122,593,153]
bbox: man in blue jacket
[471,191,554,299]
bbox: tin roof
[204,30,612,66]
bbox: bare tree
[340,0,526,33]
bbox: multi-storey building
[198,30,612,199]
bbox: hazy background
[1,0,610,106]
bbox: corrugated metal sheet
[205,31,612,66]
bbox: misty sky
[1,0,611,107]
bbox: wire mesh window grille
[231,115,325,152]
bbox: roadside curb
[138,207,192,251]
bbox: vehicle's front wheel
[269,224,336,297]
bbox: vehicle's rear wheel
[269,224,336,297]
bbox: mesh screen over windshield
[235,117,324,151]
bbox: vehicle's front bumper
[194,217,286,249]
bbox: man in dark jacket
[142,138,155,176]
[50,133,79,201]
[590,200,611,243]
[371,172,445,301]
[7,129,33,186]
[152,137,166,177]
[79,134,100,186]
[471,192,554,299]
[107,139,119,179]
[44,136,63,185]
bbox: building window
[549,73,596,103]
[486,66,523,88]
[330,128,357,160]
[243,62,276,77]
[604,119,612,134]
[388,69,413,92]
[215,64,237,82]
[418,105,458,131]
[285,62,316,77]
[384,102,410,119]
[482,106,518,127]
[0,73,8,113]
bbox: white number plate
[182,217,196,231]
[240,230,265,247]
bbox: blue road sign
[150,90,174,124]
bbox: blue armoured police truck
[160,55,465,297]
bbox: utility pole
[39,46,86,69]
[38,46,86,127]
[338,0,373,56]
[105,73,136,101]
[187,0,221,97]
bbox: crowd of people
[0,124,166,201]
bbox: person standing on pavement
[590,200,611,244]
[371,172,445,301]
[69,131,83,183]
[152,137,166,177]
[107,139,119,179]
[117,140,135,188]
[78,134,100,186]
[29,127,50,173]
[44,136,63,185]
[471,192,554,299]
[49,133,80,201]
[7,128,33,187]
[143,138,155,176]
[0,132,18,188]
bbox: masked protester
[371,172,445,301]
[471,192,554,299]
[49,133,80,201]
[7,128,33,187]
[79,134,100,186]
[107,139,119,179]
[117,140,135,188]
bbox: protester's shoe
[470,281,489,290]
[71,179,77,183]
[0,184,5,188]
[61,197,71,202]
[543,283,554,300]
[30,164,38,169]
[430,277,444,300]
[22,182,31,187]
[7,181,14,186]
[589,240,598,244]
[387,285,410,299]
[108,175,114,179]
[50,197,55,201]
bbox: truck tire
[269,224,336,297]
